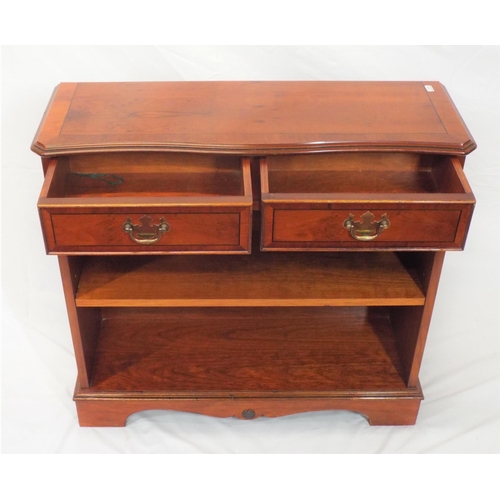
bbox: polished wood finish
[75,392,422,427]
[90,307,406,393]
[66,153,247,197]
[392,252,447,386]
[261,154,475,251]
[390,252,446,385]
[33,81,476,426]
[266,153,470,193]
[58,256,101,389]
[75,307,423,426]
[38,155,252,254]
[32,82,476,156]
[49,212,244,251]
[75,252,425,307]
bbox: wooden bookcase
[33,81,475,426]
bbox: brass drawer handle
[343,211,390,241]
[123,215,170,244]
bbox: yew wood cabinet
[32,81,476,426]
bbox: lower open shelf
[90,307,406,393]
[74,306,424,426]
[66,249,440,426]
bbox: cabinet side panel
[58,256,101,388]
[391,252,445,387]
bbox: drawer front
[40,209,251,254]
[38,155,253,254]
[260,154,475,251]
[263,204,472,250]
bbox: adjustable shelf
[75,251,425,308]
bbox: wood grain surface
[33,81,476,426]
[88,307,407,393]
[75,251,425,307]
[31,81,476,156]
[38,157,253,254]
[74,395,422,426]
[260,154,475,251]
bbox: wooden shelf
[76,251,425,307]
[89,307,407,394]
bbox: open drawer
[260,153,475,251]
[38,153,252,254]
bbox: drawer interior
[265,153,469,195]
[45,153,246,198]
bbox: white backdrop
[2,45,499,454]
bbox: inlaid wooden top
[31,81,476,156]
